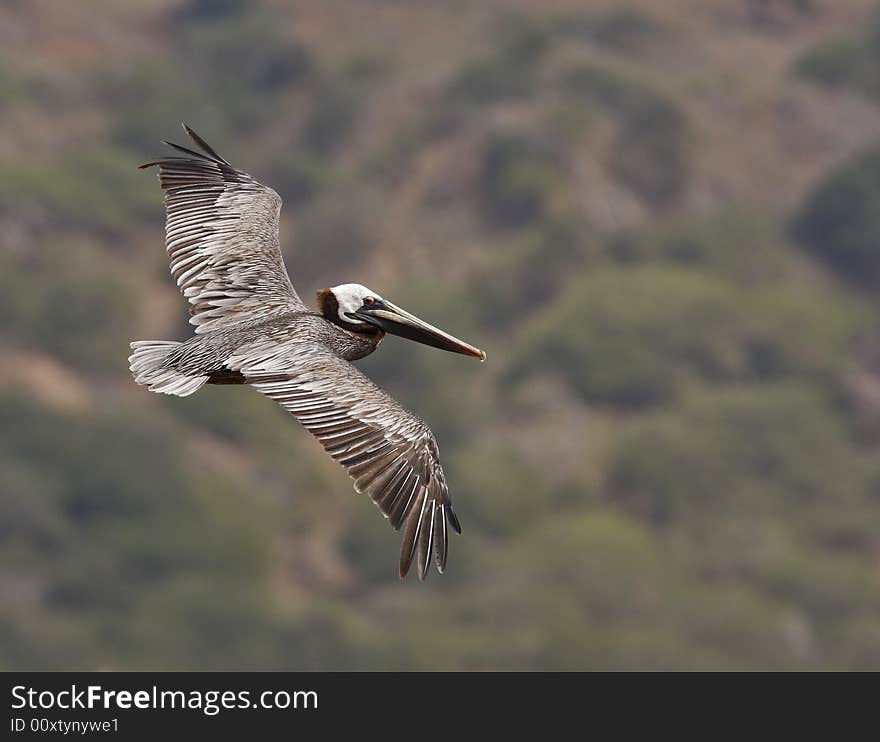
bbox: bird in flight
[130,125,485,580]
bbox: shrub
[0,146,155,236]
[300,75,364,156]
[509,267,731,406]
[287,184,383,290]
[507,265,864,407]
[181,13,310,99]
[0,67,25,105]
[0,246,134,373]
[446,15,555,106]
[447,9,661,107]
[793,145,880,286]
[266,152,336,206]
[480,131,565,228]
[796,11,880,102]
[0,393,279,669]
[560,63,689,203]
[174,0,249,23]
[106,9,311,151]
[106,63,219,154]
[654,209,795,285]
[797,39,875,91]
[450,55,535,105]
[564,9,660,52]
[607,385,867,525]
[446,441,560,540]
[473,219,590,326]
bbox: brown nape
[317,288,338,320]
[317,287,381,335]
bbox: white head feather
[330,283,383,324]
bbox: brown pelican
[129,125,485,580]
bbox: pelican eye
[363,296,376,307]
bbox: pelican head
[319,283,486,361]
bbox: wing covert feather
[232,344,460,579]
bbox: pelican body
[129,126,484,580]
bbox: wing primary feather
[399,489,427,579]
[435,503,449,572]
[182,123,231,164]
[416,501,436,581]
[388,474,421,530]
[446,501,462,534]
[249,349,462,580]
[380,468,416,522]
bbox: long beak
[351,300,486,361]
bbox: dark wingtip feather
[399,547,416,579]
[182,123,230,165]
[446,503,462,534]
[162,139,212,161]
[415,503,435,581]
[434,506,449,573]
[399,532,415,580]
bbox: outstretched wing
[140,124,306,334]
[229,343,461,580]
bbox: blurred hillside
[3,0,880,670]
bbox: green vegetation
[0,394,275,669]
[181,12,310,128]
[508,264,863,407]
[796,10,880,101]
[447,16,555,106]
[481,132,566,228]
[448,9,663,106]
[301,78,363,156]
[105,6,310,152]
[560,62,690,203]
[266,152,335,205]
[564,9,661,52]
[0,146,155,235]
[794,145,880,286]
[0,67,25,105]
[648,209,796,285]
[443,13,686,203]
[0,245,133,373]
[608,386,868,524]
[472,220,591,326]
